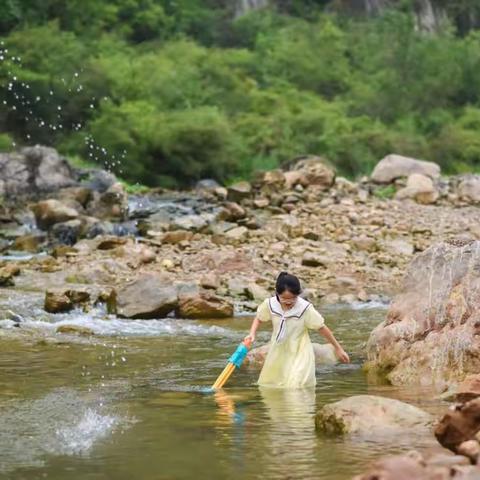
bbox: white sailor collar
[268,295,311,319]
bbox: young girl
[245,272,350,388]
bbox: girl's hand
[335,346,350,363]
[244,334,255,345]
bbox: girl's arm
[318,325,350,363]
[244,316,261,343]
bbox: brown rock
[177,292,233,319]
[216,202,246,222]
[435,398,480,453]
[30,199,79,230]
[65,289,90,304]
[162,230,194,244]
[292,156,335,189]
[96,236,128,250]
[44,291,73,313]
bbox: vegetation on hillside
[1,1,480,187]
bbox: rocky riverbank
[2,146,480,320]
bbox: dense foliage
[1,0,480,186]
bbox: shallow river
[0,295,446,480]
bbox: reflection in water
[259,387,318,480]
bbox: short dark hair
[275,271,301,295]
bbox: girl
[245,272,350,388]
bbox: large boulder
[365,240,480,387]
[30,199,79,230]
[177,292,233,319]
[315,395,431,435]
[371,154,440,184]
[395,173,439,204]
[117,274,178,319]
[0,146,76,197]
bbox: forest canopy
[1,0,480,187]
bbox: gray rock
[315,395,431,435]
[0,146,76,197]
[117,274,178,319]
[371,154,440,183]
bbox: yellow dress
[257,296,325,388]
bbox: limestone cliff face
[235,0,478,34]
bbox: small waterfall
[235,0,269,18]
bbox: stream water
[0,298,446,480]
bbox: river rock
[44,291,73,313]
[452,375,480,403]
[195,179,221,191]
[371,154,441,183]
[0,146,76,198]
[224,226,248,243]
[352,454,429,480]
[56,324,94,336]
[246,343,338,366]
[315,395,431,435]
[216,202,246,222]
[292,156,335,189]
[365,240,480,387]
[13,233,46,252]
[457,175,480,203]
[177,292,233,319]
[83,169,117,193]
[88,182,127,220]
[51,219,83,245]
[395,173,439,204]
[161,230,193,244]
[351,235,377,252]
[58,186,93,208]
[96,236,128,250]
[284,171,308,189]
[30,199,79,230]
[0,268,16,287]
[256,169,287,194]
[227,181,252,202]
[302,252,330,267]
[435,398,480,453]
[246,283,269,302]
[117,274,178,319]
[171,214,209,232]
